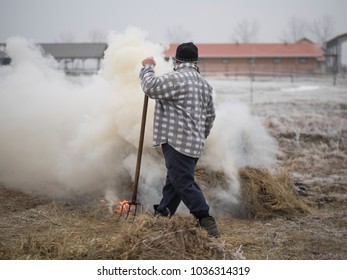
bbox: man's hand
[142,56,156,67]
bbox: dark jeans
[157,143,210,219]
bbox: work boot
[198,216,220,238]
[153,204,171,218]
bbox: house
[164,39,325,75]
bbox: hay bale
[239,167,311,218]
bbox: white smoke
[0,27,277,215]
[201,101,278,213]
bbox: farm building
[39,43,107,75]
[325,32,347,74]
[0,46,11,65]
[164,39,325,76]
[0,38,338,76]
[0,42,107,75]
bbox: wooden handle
[131,94,149,203]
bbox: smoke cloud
[0,27,277,214]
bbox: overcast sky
[1,0,347,44]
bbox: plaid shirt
[139,63,215,158]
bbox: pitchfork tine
[115,201,143,221]
[115,203,127,222]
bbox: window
[221,58,230,64]
[273,58,281,64]
[247,58,255,64]
[299,58,308,64]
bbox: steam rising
[0,27,277,213]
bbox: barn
[164,39,325,76]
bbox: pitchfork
[115,94,148,220]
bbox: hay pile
[112,215,239,260]
[239,167,311,218]
[10,213,239,260]
[1,168,312,260]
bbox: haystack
[238,167,311,218]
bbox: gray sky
[1,0,347,43]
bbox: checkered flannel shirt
[139,62,215,158]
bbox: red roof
[164,42,324,59]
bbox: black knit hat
[175,42,198,62]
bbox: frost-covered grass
[211,75,346,142]
[211,75,347,196]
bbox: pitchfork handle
[132,94,149,203]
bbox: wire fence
[205,72,347,87]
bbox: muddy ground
[0,78,346,260]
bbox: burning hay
[238,167,311,218]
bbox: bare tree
[310,14,335,46]
[231,19,259,43]
[87,29,107,42]
[165,25,192,44]
[281,16,309,43]
[56,31,76,42]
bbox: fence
[205,71,347,86]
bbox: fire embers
[113,199,131,215]
[100,198,142,220]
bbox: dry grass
[239,167,311,218]
[0,198,239,260]
[2,165,346,260]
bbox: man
[139,42,219,237]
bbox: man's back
[140,62,215,157]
